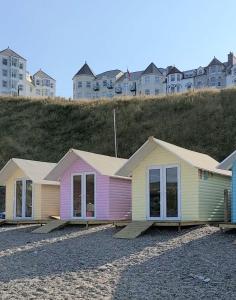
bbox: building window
[103,80,107,87]
[170,86,175,93]
[186,83,192,90]
[19,74,23,80]
[36,89,40,95]
[170,75,175,81]
[18,84,23,91]
[210,66,216,73]
[11,58,18,67]
[177,74,181,81]
[218,82,221,86]
[198,69,203,75]
[145,76,150,84]
[42,79,50,87]
[177,85,180,92]
[51,83,54,88]
[36,79,40,85]
[145,89,150,95]
[78,81,82,88]
[86,81,91,88]
[2,58,7,65]
[210,77,216,86]
[11,81,17,89]
[19,63,23,69]
[155,89,159,95]
[2,80,7,88]
[11,70,17,78]
[2,69,7,76]
[155,76,159,83]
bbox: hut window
[203,171,208,180]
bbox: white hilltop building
[73,52,236,100]
[0,47,56,98]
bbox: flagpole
[113,108,118,157]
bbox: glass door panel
[149,169,161,218]
[25,180,32,218]
[15,180,23,217]
[73,175,82,217]
[166,167,178,218]
[86,174,95,218]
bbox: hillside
[0,89,236,169]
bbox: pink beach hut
[45,149,131,221]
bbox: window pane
[16,181,22,217]
[86,174,95,217]
[25,180,32,217]
[73,175,82,217]
[166,167,178,217]
[149,169,160,217]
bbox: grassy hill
[0,88,236,169]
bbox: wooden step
[114,221,154,239]
[0,219,5,226]
[32,220,68,234]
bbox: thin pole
[113,108,118,157]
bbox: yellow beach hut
[116,137,231,224]
[0,158,60,221]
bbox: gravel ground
[0,224,235,300]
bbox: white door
[72,173,95,219]
[148,166,180,220]
[15,179,33,219]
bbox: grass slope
[0,89,236,169]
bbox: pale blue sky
[0,0,235,98]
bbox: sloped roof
[183,69,197,78]
[207,57,222,67]
[116,137,231,177]
[73,63,95,79]
[142,63,162,75]
[116,71,143,82]
[45,149,130,181]
[0,47,26,61]
[217,150,236,170]
[96,69,122,79]
[166,66,182,75]
[33,69,55,81]
[0,158,58,185]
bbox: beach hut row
[0,137,235,231]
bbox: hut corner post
[224,189,231,223]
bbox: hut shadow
[112,229,236,299]
[0,225,199,283]
[0,224,90,252]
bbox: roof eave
[217,150,236,170]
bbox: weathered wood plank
[32,220,69,234]
[114,221,154,239]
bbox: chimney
[228,52,236,66]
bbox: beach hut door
[72,173,95,219]
[148,166,180,220]
[14,179,33,219]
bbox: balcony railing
[93,83,100,91]
[107,83,113,89]
[115,87,122,94]
[130,82,136,92]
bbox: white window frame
[146,165,181,221]
[14,178,34,219]
[71,172,96,219]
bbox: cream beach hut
[116,137,231,223]
[0,158,60,221]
